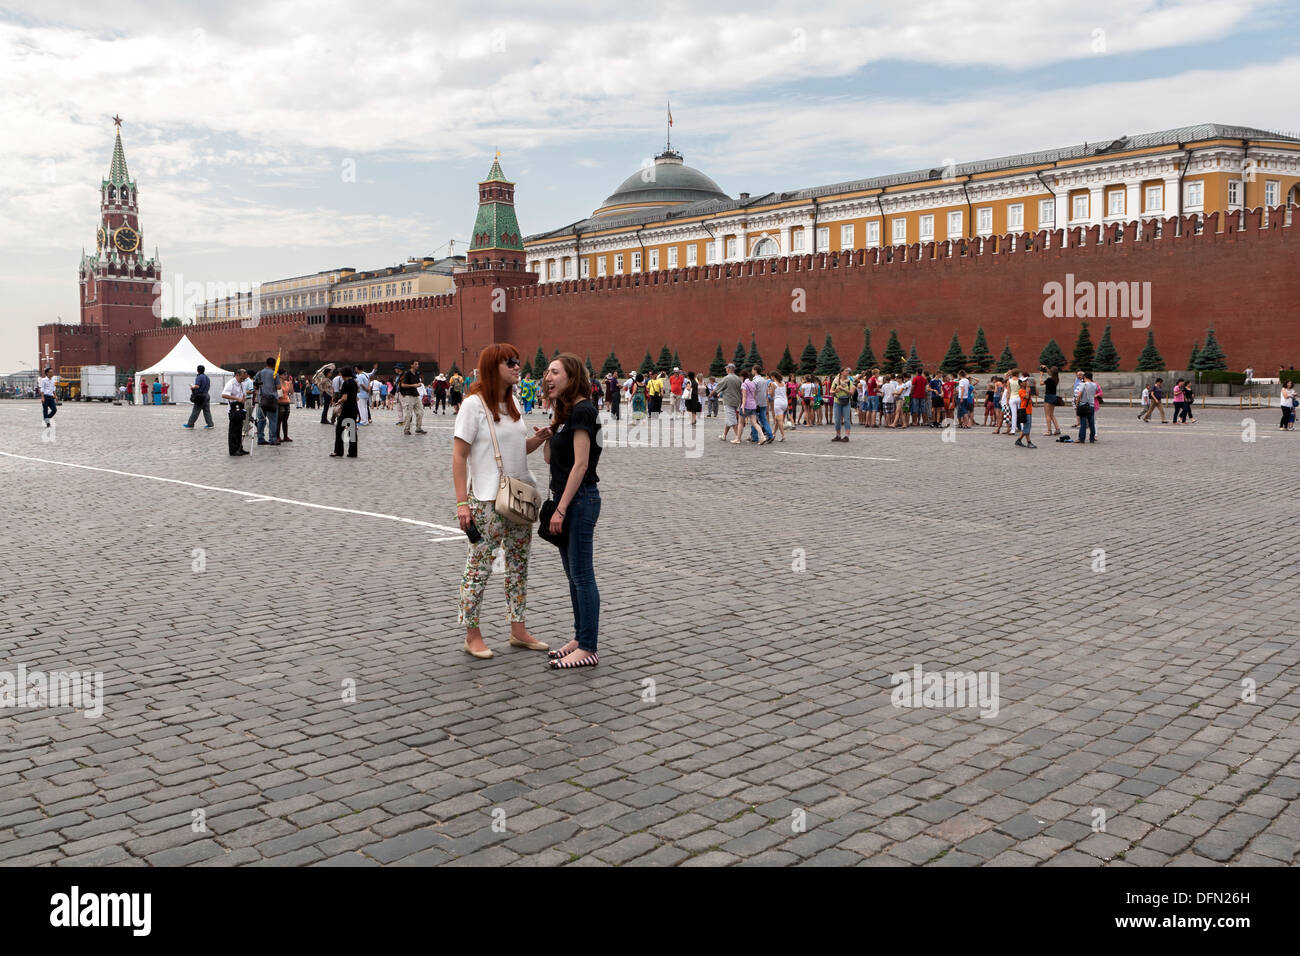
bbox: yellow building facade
[525,125,1300,280]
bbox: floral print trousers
[458,495,532,628]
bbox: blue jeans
[1078,407,1096,442]
[558,485,601,652]
[256,405,279,443]
[42,395,57,420]
[833,400,851,431]
[748,406,773,442]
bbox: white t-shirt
[1141,387,1150,404]
[453,394,535,500]
[958,377,971,400]
[222,377,245,403]
[800,382,815,399]
[38,376,57,396]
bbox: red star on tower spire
[112,114,123,128]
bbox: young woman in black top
[541,353,603,669]
[331,366,360,458]
[1042,365,1062,436]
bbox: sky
[2,0,1298,371]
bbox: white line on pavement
[0,451,465,537]
[775,451,899,462]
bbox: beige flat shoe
[509,634,549,651]
[463,641,493,659]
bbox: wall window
[1007,204,1024,231]
[597,256,607,277]
[1145,185,1162,213]
[840,224,854,248]
[792,228,805,252]
[866,221,880,246]
[816,227,829,251]
[725,237,737,259]
[1072,194,1089,221]
[580,258,590,278]
[976,207,993,235]
[1038,199,1055,227]
[1228,180,1241,206]
[1107,191,1124,217]
[891,218,907,244]
[706,241,719,264]
[1184,180,1203,209]
[632,251,642,272]
[686,244,697,266]
[918,215,934,241]
[1265,180,1280,206]
[667,246,678,267]
[649,249,659,270]
[947,210,963,237]
[547,261,556,280]
[564,259,574,278]
[614,253,624,274]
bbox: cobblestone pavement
[1,398,1297,867]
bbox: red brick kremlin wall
[501,207,1299,375]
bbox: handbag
[537,498,570,548]
[479,396,541,525]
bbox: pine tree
[638,351,655,376]
[746,334,763,371]
[552,348,561,358]
[905,344,923,375]
[856,327,876,371]
[656,345,673,373]
[449,362,460,375]
[585,353,596,379]
[521,359,533,378]
[1039,339,1067,369]
[1196,327,1227,370]
[816,335,842,375]
[1135,331,1165,371]
[1187,341,1201,371]
[533,347,546,375]
[427,359,441,377]
[939,333,966,374]
[798,338,818,375]
[709,344,727,377]
[672,350,682,370]
[1093,324,1120,372]
[1071,321,1095,371]
[600,351,621,377]
[733,340,748,370]
[777,344,796,377]
[995,339,1017,372]
[969,326,993,372]
[882,330,905,376]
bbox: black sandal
[548,652,598,670]
[547,644,578,660]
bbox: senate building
[523,124,1300,283]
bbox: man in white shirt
[355,364,376,425]
[222,369,251,456]
[38,368,58,427]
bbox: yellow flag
[274,350,281,375]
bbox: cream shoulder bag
[479,396,541,525]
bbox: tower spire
[108,118,130,185]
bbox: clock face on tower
[113,225,140,253]
[96,227,106,251]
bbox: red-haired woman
[452,343,552,659]
[542,354,604,669]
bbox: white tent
[135,334,235,406]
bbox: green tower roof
[482,156,508,183]
[107,128,131,186]
[469,157,523,252]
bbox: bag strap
[478,395,506,481]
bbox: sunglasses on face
[505,358,520,368]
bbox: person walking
[251,358,280,445]
[705,376,719,418]
[222,369,250,456]
[38,367,58,426]
[683,371,701,426]
[433,374,449,415]
[717,363,744,442]
[748,366,774,444]
[542,354,603,670]
[151,378,163,406]
[329,367,360,458]
[277,371,294,442]
[1015,375,1038,448]
[604,372,621,421]
[183,364,215,428]
[355,364,376,426]
[125,377,134,405]
[769,372,788,440]
[314,363,336,424]
[1042,366,1062,436]
[399,361,426,435]
[453,343,551,659]
[1280,380,1296,430]
[831,367,854,442]
[1076,371,1099,443]
[449,370,465,415]
[1141,377,1167,423]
